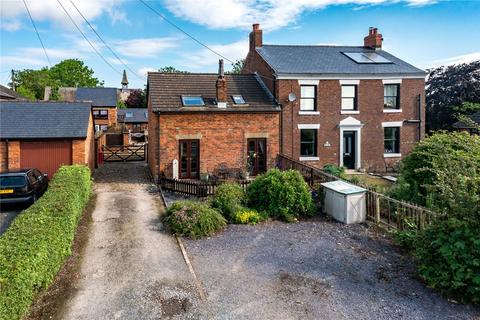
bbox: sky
[1,0,479,89]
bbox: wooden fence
[159,178,251,198]
[277,154,438,231]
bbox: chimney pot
[249,22,263,52]
[218,59,224,78]
[253,23,260,31]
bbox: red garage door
[20,140,72,177]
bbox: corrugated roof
[0,102,91,139]
[148,73,279,113]
[75,87,117,107]
[256,45,426,77]
[117,108,148,123]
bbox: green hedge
[0,165,92,320]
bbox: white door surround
[338,116,364,169]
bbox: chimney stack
[364,27,383,50]
[249,23,263,52]
[216,59,227,105]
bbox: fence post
[375,194,380,225]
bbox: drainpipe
[418,94,422,140]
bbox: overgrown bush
[247,169,315,222]
[415,217,480,304]
[164,200,226,238]
[323,163,346,178]
[232,209,263,225]
[0,165,92,320]
[210,182,246,220]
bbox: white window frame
[299,85,317,111]
[382,122,402,157]
[299,125,319,161]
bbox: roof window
[342,52,392,64]
[181,95,205,106]
[232,95,246,104]
[125,111,133,118]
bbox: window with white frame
[300,129,317,156]
[300,85,316,111]
[384,127,400,154]
[341,85,357,110]
[384,84,400,109]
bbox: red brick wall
[147,94,159,178]
[93,107,117,128]
[154,112,280,180]
[7,141,20,170]
[0,142,7,171]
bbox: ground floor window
[300,129,317,157]
[384,127,400,154]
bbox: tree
[125,89,146,108]
[14,59,104,100]
[158,66,189,73]
[426,60,480,131]
[226,59,245,74]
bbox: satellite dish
[288,92,296,102]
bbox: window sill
[341,110,360,115]
[298,111,320,115]
[384,153,402,158]
[383,109,402,113]
[299,157,319,161]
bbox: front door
[247,138,267,176]
[179,140,199,179]
[343,131,356,169]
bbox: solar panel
[342,52,392,64]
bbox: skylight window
[232,95,246,104]
[125,112,133,118]
[181,95,204,106]
[342,52,392,64]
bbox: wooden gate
[102,144,146,162]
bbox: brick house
[147,60,281,181]
[117,108,148,144]
[243,24,426,172]
[75,87,118,133]
[0,102,95,177]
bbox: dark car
[0,168,49,205]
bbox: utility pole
[11,69,15,91]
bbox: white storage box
[321,180,367,224]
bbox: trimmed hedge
[0,165,92,320]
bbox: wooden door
[179,140,200,179]
[343,131,356,169]
[247,138,267,176]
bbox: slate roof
[256,45,426,77]
[0,84,27,101]
[117,108,148,123]
[148,73,279,113]
[452,112,480,128]
[75,87,117,107]
[0,102,91,139]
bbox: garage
[20,141,72,177]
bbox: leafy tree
[426,60,480,131]
[158,66,189,73]
[125,89,146,108]
[14,59,103,100]
[226,59,245,74]
[116,100,127,109]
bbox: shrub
[323,164,346,178]
[232,209,263,225]
[415,217,480,304]
[164,200,226,238]
[0,165,92,320]
[247,169,315,222]
[210,182,246,220]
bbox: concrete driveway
[0,205,23,236]
[60,162,205,319]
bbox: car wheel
[31,194,37,204]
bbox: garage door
[20,140,72,177]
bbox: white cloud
[0,0,127,30]
[180,40,248,70]
[138,67,157,78]
[163,0,438,30]
[1,19,21,31]
[430,52,480,67]
[114,38,179,58]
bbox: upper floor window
[341,85,357,110]
[384,127,400,154]
[182,95,204,106]
[93,109,108,120]
[300,85,316,111]
[384,84,400,109]
[300,129,318,157]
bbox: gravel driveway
[185,218,479,320]
[60,162,206,319]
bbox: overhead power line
[56,0,122,75]
[68,0,145,80]
[22,0,52,66]
[138,0,275,81]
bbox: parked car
[0,169,49,205]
